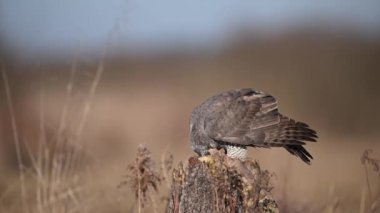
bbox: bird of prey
[189,88,318,164]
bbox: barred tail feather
[285,145,313,164]
[278,116,317,144]
[271,115,317,164]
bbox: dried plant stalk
[120,144,161,212]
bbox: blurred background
[1,0,380,212]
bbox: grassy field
[1,33,380,212]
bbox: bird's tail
[284,144,313,164]
[276,115,318,164]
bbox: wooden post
[167,150,279,213]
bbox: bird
[189,88,318,164]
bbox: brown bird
[189,88,318,164]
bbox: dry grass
[361,149,380,212]
[0,54,105,212]
[1,60,28,213]
[118,144,162,213]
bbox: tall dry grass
[1,60,28,213]
[360,149,380,212]
[0,53,105,212]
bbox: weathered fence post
[167,149,279,213]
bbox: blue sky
[1,0,380,58]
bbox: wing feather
[199,88,318,164]
[204,89,279,145]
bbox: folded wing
[204,88,318,164]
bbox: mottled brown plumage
[190,88,318,164]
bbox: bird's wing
[204,89,317,148]
[204,88,281,146]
